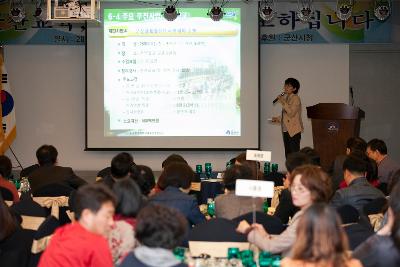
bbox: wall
[4,44,349,172]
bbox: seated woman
[235,152,262,180]
[237,165,331,256]
[353,181,400,267]
[150,162,205,227]
[281,203,362,267]
[130,165,156,197]
[215,164,263,220]
[108,178,143,265]
[119,204,188,267]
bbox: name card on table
[246,150,271,162]
[235,179,275,198]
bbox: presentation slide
[86,2,259,149]
[103,8,241,137]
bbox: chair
[232,211,286,235]
[32,183,74,197]
[0,186,14,201]
[188,218,248,258]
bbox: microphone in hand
[272,92,285,104]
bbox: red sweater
[39,223,113,267]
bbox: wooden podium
[306,103,365,170]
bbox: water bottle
[207,198,215,217]
[264,162,271,176]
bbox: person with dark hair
[330,154,385,212]
[0,193,31,267]
[273,152,313,224]
[330,137,368,191]
[0,155,19,202]
[353,182,400,267]
[237,165,332,256]
[234,152,262,179]
[281,204,362,267]
[367,138,400,193]
[97,152,135,189]
[299,147,320,166]
[130,165,156,197]
[28,144,86,194]
[39,184,116,267]
[161,154,188,169]
[150,162,205,227]
[108,178,143,265]
[214,164,264,219]
[271,78,303,158]
[120,204,188,267]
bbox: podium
[306,103,365,170]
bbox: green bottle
[259,251,273,267]
[207,198,215,217]
[227,247,240,259]
[264,162,271,175]
[263,199,269,214]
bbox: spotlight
[297,0,314,23]
[208,6,224,21]
[336,0,353,21]
[162,1,179,21]
[374,0,391,21]
[259,0,276,22]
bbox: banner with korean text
[260,1,393,44]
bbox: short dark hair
[285,152,313,173]
[130,165,156,196]
[235,152,261,179]
[113,178,143,218]
[74,184,116,220]
[135,204,187,249]
[161,154,187,168]
[36,145,58,166]
[346,137,367,153]
[111,152,134,179]
[367,139,387,155]
[343,154,368,174]
[285,78,300,94]
[299,147,321,166]
[0,155,12,178]
[158,162,194,190]
[223,164,254,191]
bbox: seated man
[367,138,400,194]
[28,145,86,193]
[97,152,135,189]
[38,184,116,267]
[331,154,385,213]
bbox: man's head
[36,145,58,166]
[111,152,134,179]
[0,155,12,179]
[367,139,387,163]
[74,184,116,237]
[284,78,300,94]
[342,154,368,185]
[346,137,367,155]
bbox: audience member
[120,204,188,267]
[235,152,262,179]
[281,203,362,267]
[28,144,86,193]
[273,152,313,224]
[150,162,205,227]
[130,165,156,197]
[215,164,263,219]
[330,137,367,191]
[108,178,143,265]
[161,154,188,169]
[0,193,31,267]
[330,154,385,212]
[0,155,19,202]
[97,152,135,189]
[353,182,400,267]
[299,146,321,166]
[367,139,400,194]
[237,165,331,256]
[38,184,116,267]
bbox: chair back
[0,186,14,201]
[32,183,74,197]
[189,218,247,242]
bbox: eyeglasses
[289,185,309,194]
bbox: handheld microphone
[272,92,285,104]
